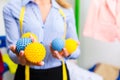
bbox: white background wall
[0,0,7,36]
[79,0,120,69]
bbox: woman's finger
[10,45,19,56]
[19,51,27,65]
[30,34,37,42]
[10,45,16,53]
[62,48,69,57]
[37,61,44,66]
[54,51,62,59]
[33,61,44,66]
[25,60,45,66]
[50,44,63,59]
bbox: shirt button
[40,41,43,44]
[42,25,44,29]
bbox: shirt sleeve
[3,5,20,64]
[65,8,80,59]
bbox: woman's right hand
[10,45,44,66]
[10,35,44,66]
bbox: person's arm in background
[3,4,21,64]
[65,8,80,59]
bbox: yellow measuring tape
[19,6,30,80]
[19,6,67,80]
[19,6,26,34]
[59,9,67,80]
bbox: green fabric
[75,0,80,37]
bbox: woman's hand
[50,45,69,59]
[10,45,44,66]
[50,41,80,59]
[10,35,44,66]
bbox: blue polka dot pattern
[16,38,32,53]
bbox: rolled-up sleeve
[3,5,20,64]
[65,8,80,59]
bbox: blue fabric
[0,36,6,48]
[3,0,80,69]
[117,70,120,80]
[89,64,97,72]
[3,63,9,74]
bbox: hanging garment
[83,0,120,42]
[0,51,4,80]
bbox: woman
[3,0,80,80]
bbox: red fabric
[0,76,2,80]
[0,51,4,80]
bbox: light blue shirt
[3,0,80,69]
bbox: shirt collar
[22,0,34,6]
[22,0,60,9]
[51,0,61,9]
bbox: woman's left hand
[50,45,70,59]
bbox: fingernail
[58,56,62,59]
[20,50,24,53]
[20,51,24,55]
[63,48,66,50]
[54,51,58,54]
[40,62,44,65]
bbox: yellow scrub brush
[24,42,46,64]
[65,38,79,54]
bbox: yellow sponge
[65,38,78,54]
[24,42,46,63]
[22,32,38,41]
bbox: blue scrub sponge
[51,38,65,52]
[16,38,32,53]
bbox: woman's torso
[4,0,71,69]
